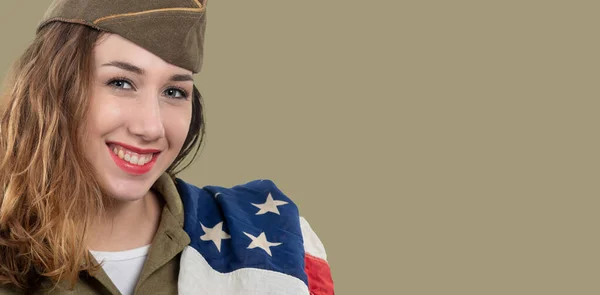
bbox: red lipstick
[106,144,160,176]
[106,141,161,154]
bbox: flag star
[251,193,288,215]
[200,221,231,252]
[243,232,282,256]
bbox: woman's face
[85,33,193,201]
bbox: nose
[127,96,165,142]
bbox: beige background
[1,1,599,294]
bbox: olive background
[1,1,599,294]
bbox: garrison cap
[37,0,208,73]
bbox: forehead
[93,33,192,75]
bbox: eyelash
[106,77,190,99]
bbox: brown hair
[168,85,206,176]
[0,22,205,292]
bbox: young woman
[0,1,334,294]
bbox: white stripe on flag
[178,246,309,295]
[299,217,328,261]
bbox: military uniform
[0,0,334,293]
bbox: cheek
[163,106,193,150]
[85,95,125,137]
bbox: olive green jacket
[0,174,190,295]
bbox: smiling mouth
[108,143,157,166]
[105,142,162,175]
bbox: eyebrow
[101,61,194,82]
[169,74,194,82]
[102,61,144,75]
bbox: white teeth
[110,144,154,166]
[137,155,152,166]
[138,156,148,166]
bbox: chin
[101,176,156,202]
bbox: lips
[106,142,162,175]
[109,144,155,166]
[106,141,162,154]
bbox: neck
[87,190,163,252]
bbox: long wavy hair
[0,22,205,292]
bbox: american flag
[175,178,334,294]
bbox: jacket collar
[152,173,186,226]
[86,173,191,295]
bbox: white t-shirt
[90,245,151,295]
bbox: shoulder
[174,178,300,224]
[174,178,335,294]
[174,178,301,236]
[175,178,296,206]
[174,178,327,246]
[175,178,306,283]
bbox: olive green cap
[37,0,208,73]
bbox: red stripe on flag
[304,253,334,295]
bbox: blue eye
[107,78,134,90]
[164,88,188,99]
